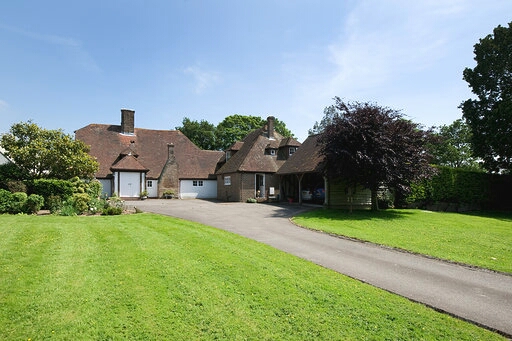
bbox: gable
[110,154,149,172]
[216,126,301,175]
[277,134,325,175]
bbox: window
[270,149,276,156]
[147,180,153,188]
[289,147,296,155]
[224,176,231,186]
[193,180,203,187]
[226,151,231,160]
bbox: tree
[215,115,265,151]
[176,117,218,150]
[308,105,338,135]
[460,22,512,173]
[0,121,99,180]
[180,114,295,151]
[428,119,482,171]
[319,98,434,210]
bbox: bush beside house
[0,176,125,216]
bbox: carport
[277,134,327,205]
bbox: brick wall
[218,172,281,202]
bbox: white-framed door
[119,172,143,198]
[255,173,265,198]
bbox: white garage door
[180,180,217,199]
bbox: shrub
[87,196,106,215]
[101,194,124,215]
[72,193,90,215]
[102,206,123,215]
[0,189,13,214]
[30,179,74,207]
[24,194,44,214]
[86,179,103,199]
[246,198,257,203]
[47,195,63,214]
[6,180,27,193]
[0,163,29,190]
[59,200,77,216]
[10,192,27,214]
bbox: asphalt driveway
[130,199,512,337]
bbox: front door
[255,174,265,198]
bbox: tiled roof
[279,137,302,148]
[110,154,149,172]
[75,124,223,180]
[229,141,244,151]
[216,127,301,174]
[277,134,325,175]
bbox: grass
[0,213,505,340]
[292,209,512,274]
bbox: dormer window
[289,147,297,155]
[226,150,231,161]
[270,149,276,156]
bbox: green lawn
[293,209,512,274]
[0,214,505,340]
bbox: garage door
[180,180,217,199]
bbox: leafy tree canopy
[177,114,294,151]
[308,105,338,136]
[428,119,482,171]
[0,121,99,180]
[176,118,218,150]
[319,98,434,210]
[460,22,512,173]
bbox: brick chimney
[159,143,178,198]
[267,116,275,140]
[167,143,175,161]
[121,109,135,135]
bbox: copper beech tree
[319,98,435,210]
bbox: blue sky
[1,1,511,143]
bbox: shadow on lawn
[297,208,416,222]
[462,210,512,222]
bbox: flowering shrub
[102,194,124,215]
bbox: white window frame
[147,180,153,188]
[289,147,296,155]
[193,180,204,187]
[224,176,231,186]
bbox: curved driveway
[131,199,512,336]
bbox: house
[216,116,301,202]
[0,147,11,165]
[75,109,223,199]
[277,134,372,209]
[75,110,371,209]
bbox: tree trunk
[371,189,379,211]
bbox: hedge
[404,166,512,210]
